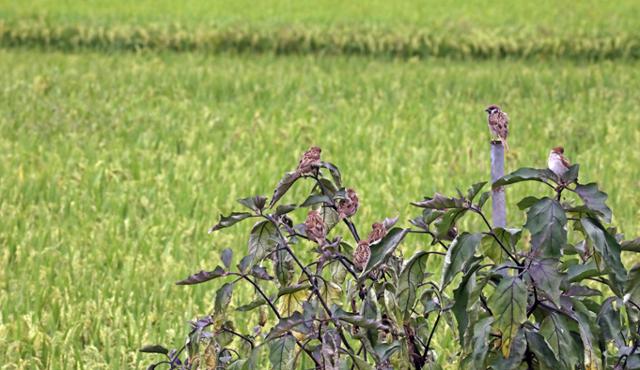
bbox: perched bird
[548,146,571,179]
[337,188,359,219]
[353,240,371,271]
[485,105,510,151]
[296,146,322,174]
[304,210,327,244]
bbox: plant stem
[221,328,255,349]
[241,274,320,367]
[423,310,442,363]
[240,275,280,320]
[471,206,521,266]
[265,214,354,352]
[408,229,449,251]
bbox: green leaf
[575,183,612,223]
[360,228,410,278]
[277,283,311,297]
[622,237,640,252]
[266,312,306,340]
[274,204,297,216]
[300,194,331,207]
[319,205,340,231]
[467,182,487,202]
[524,330,561,370]
[517,196,542,210]
[524,197,567,257]
[270,171,301,208]
[268,334,296,370]
[215,282,234,316]
[176,266,227,285]
[539,313,579,370]
[527,257,563,307]
[461,317,493,370]
[238,255,253,274]
[480,228,521,264]
[441,232,482,288]
[319,162,342,187]
[274,248,295,287]
[487,328,527,370]
[433,208,466,241]
[237,196,267,212]
[476,191,491,209]
[397,251,430,319]
[411,192,465,209]
[492,167,553,189]
[139,344,169,355]
[581,217,626,296]
[572,299,603,370]
[374,341,401,363]
[334,308,387,331]
[597,297,624,347]
[560,164,580,184]
[488,276,527,358]
[221,248,233,269]
[452,261,483,347]
[626,264,640,306]
[248,220,280,263]
[343,349,375,370]
[277,286,308,317]
[566,259,604,283]
[208,212,252,233]
[236,297,267,312]
[250,265,273,280]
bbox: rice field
[1,1,640,369]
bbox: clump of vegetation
[142,146,640,369]
[2,20,639,60]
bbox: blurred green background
[1,1,639,368]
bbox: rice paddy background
[1,1,639,369]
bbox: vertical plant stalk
[240,274,321,367]
[491,141,506,228]
[264,215,354,352]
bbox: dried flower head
[304,210,326,244]
[353,240,371,271]
[337,188,359,219]
[367,222,387,244]
[296,146,322,174]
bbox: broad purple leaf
[176,266,226,285]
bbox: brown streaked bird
[485,105,510,151]
[353,240,371,271]
[296,146,322,175]
[548,146,571,178]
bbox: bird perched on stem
[485,105,510,151]
[548,146,570,179]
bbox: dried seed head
[296,146,322,174]
[304,210,326,244]
[337,188,359,219]
[353,239,371,271]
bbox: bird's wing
[560,155,570,168]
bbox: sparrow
[485,105,510,151]
[353,240,371,271]
[548,146,571,179]
[296,146,322,174]
[304,210,327,244]
[337,188,359,219]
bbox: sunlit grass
[1,50,639,368]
